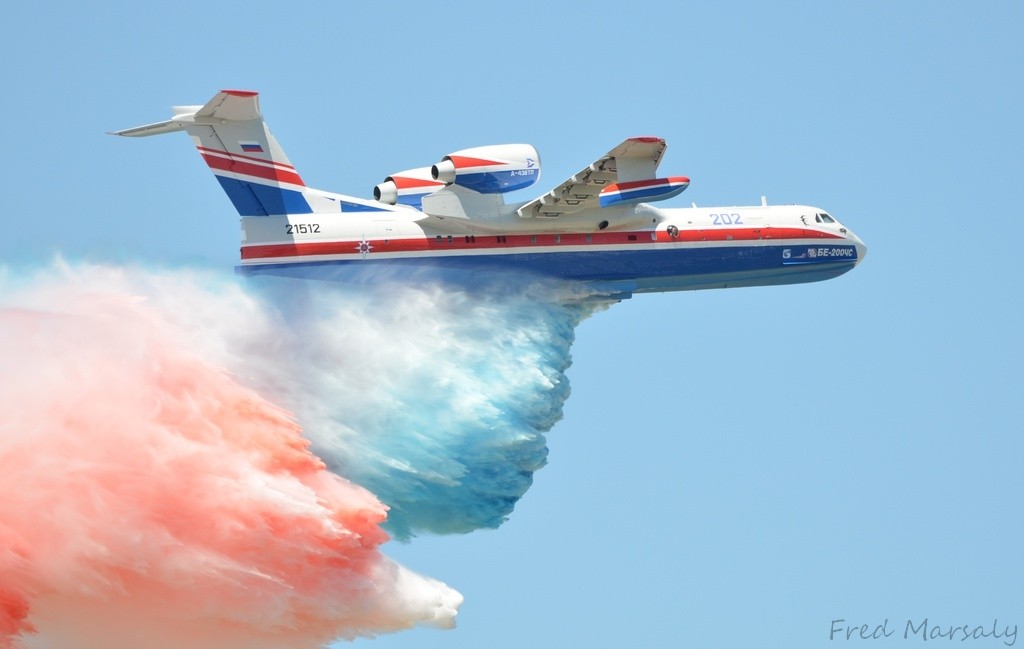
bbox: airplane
[112,90,866,294]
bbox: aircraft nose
[844,229,867,263]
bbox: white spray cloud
[4,260,612,541]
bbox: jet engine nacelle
[431,144,541,194]
[373,166,446,208]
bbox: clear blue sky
[3,2,1022,647]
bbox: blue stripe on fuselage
[238,244,858,292]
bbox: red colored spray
[0,274,460,649]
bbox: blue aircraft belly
[238,244,858,293]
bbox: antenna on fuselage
[761,195,768,206]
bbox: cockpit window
[814,214,822,223]
[819,213,836,223]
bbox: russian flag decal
[240,141,264,153]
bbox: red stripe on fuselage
[241,227,844,260]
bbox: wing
[516,137,668,218]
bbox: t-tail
[111,90,332,217]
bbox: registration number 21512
[285,223,321,235]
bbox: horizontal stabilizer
[193,90,261,121]
[109,120,188,138]
[111,90,263,138]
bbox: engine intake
[373,166,445,207]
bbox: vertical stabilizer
[112,90,319,216]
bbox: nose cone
[856,240,868,263]
[844,229,868,263]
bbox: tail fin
[112,90,320,216]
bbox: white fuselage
[239,202,866,293]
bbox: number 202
[711,213,742,225]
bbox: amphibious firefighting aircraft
[113,90,866,293]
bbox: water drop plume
[0,263,461,649]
